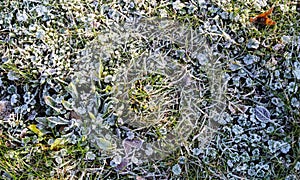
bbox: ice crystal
[295,162,300,171]
[17,11,28,22]
[172,164,182,175]
[35,5,48,17]
[192,148,202,156]
[243,54,260,65]
[172,0,185,10]
[85,151,96,160]
[247,38,260,49]
[232,125,244,135]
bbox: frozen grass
[0,0,300,179]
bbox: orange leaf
[250,7,276,26]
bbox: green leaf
[28,124,43,137]
[88,112,96,120]
[98,59,104,79]
[50,138,65,150]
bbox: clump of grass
[66,18,227,174]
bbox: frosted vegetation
[0,0,299,179]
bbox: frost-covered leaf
[293,62,300,80]
[44,96,61,113]
[115,158,129,171]
[243,54,260,65]
[123,138,143,148]
[293,69,300,80]
[255,106,271,122]
[47,116,69,125]
[247,38,260,49]
[172,164,182,175]
[66,82,78,98]
[96,138,113,151]
[61,99,73,110]
[7,71,20,81]
[85,151,96,160]
[123,138,143,154]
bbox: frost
[172,164,182,175]
[232,125,244,135]
[67,18,224,162]
[192,148,202,156]
[227,160,234,167]
[295,162,300,171]
[247,38,260,49]
[281,36,291,44]
[280,142,291,154]
[268,140,281,153]
[178,156,186,164]
[291,97,300,108]
[220,12,229,19]
[10,94,19,105]
[55,156,62,164]
[35,5,48,17]
[293,69,300,80]
[17,11,28,22]
[254,106,271,122]
[252,148,260,156]
[293,62,300,80]
[7,71,19,81]
[272,44,284,51]
[196,53,209,65]
[126,131,135,140]
[255,0,267,7]
[36,29,46,39]
[172,0,185,10]
[104,75,114,83]
[85,151,96,160]
[243,54,260,65]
